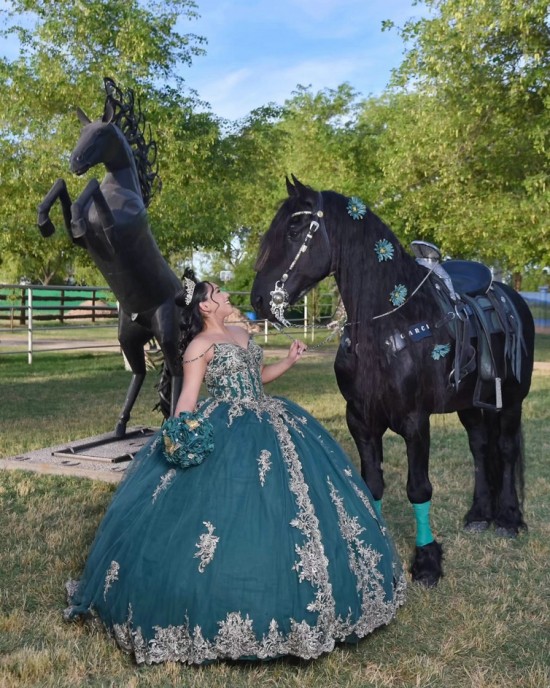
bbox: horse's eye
[288,223,304,242]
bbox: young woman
[65,270,406,665]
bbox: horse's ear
[76,107,91,126]
[102,101,115,123]
[291,175,310,198]
[286,176,297,197]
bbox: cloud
[192,53,385,121]
[181,0,427,119]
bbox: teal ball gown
[65,340,406,664]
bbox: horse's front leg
[346,402,386,516]
[71,179,115,252]
[37,178,74,239]
[395,411,443,587]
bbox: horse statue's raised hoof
[410,540,444,587]
[38,218,55,237]
[464,520,491,533]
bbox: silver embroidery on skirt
[103,560,120,601]
[194,521,219,573]
[258,449,272,486]
[152,469,177,504]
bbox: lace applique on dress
[103,561,120,600]
[327,477,396,634]
[194,521,219,573]
[258,449,272,486]
[152,469,177,503]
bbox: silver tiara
[183,276,196,305]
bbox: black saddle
[431,276,524,410]
[442,260,493,298]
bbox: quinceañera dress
[65,340,406,664]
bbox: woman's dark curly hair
[175,268,214,359]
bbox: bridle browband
[269,193,330,327]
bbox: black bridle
[269,192,331,326]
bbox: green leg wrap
[373,499,382,518]
[413,500,434,547]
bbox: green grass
[1,349,549,687]
[534,331,550,361]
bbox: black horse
[251,177,535,586]
[37,79,182,437]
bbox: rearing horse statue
[37,78,182,437]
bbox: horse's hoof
[38,219,55,237]
[114,421,127,438]
[410,540,444,587]
[464,520,490,533]
[494,526,518,539]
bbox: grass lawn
[1,337,549,688]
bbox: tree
[376,0,549,286]
[0,0,206,283]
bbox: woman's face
[204,283,233,317]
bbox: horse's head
[70,101,128,176]
[251,176,332,324]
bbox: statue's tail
[145,346,170,418]
[154,361,172,418]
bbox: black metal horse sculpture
[37,79,182,437]
[251,177,535,586]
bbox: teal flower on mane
[374,239,394,262]
[389,284,407,307]
[347,196,366,220]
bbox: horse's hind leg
[493,402,526,537]
[458,407,493,531]
[115,317,150,438]
[459,404,526,537]
[151,304,183,417]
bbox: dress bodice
[204,340,264,403]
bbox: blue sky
[180,0,427,120]
[0,0,427,120]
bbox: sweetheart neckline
[212,339,253,354]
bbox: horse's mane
[322,189,451,417]
[103,77,161,207]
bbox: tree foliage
[0,0,547,292]
[377,0,549,283]
[0,0,206,283]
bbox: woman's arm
[173,342,210,415]
[261,339,306,384]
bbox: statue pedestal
[1,426,158,483]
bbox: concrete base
[0,426,158,483]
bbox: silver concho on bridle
[269,209,324,327]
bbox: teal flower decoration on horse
[389,284,407,307]
[161,410,214,469]
[374,239,394,262]
[431,344,451,360]
[347,196,367,220]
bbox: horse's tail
[485,408,526,520]
[154,361,172,419]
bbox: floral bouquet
[161,410,214,469]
